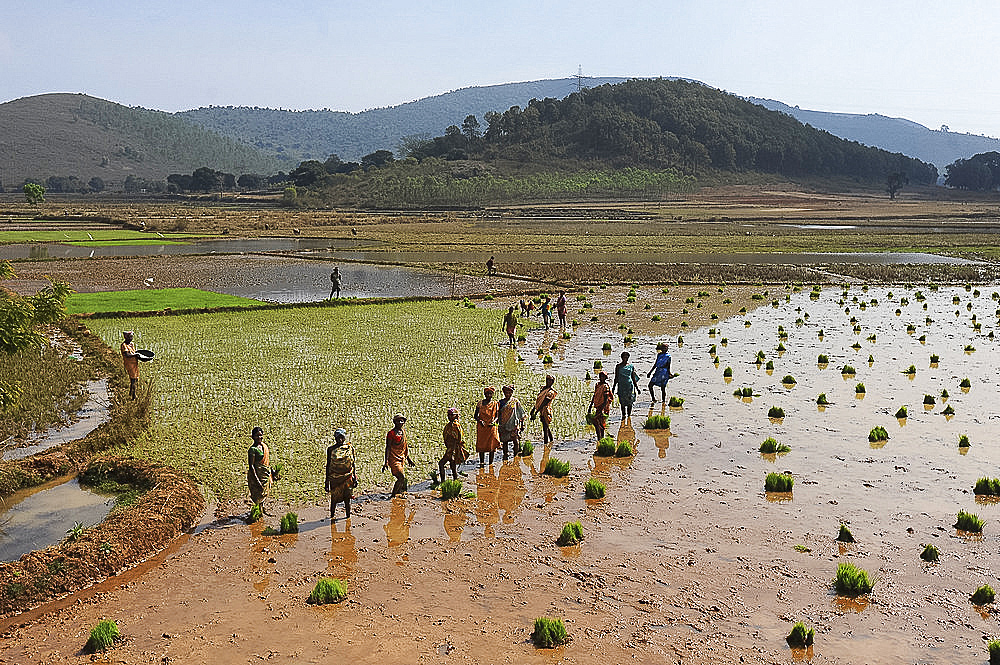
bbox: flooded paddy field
[3,283,1000,664]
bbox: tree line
[944,152,1000,191]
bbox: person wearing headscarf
[647,342,672,403]
[502,306,518,349]
[530,375,558,446]
[612,351,640,420]
[588,371,613,440]
[497,385,526,459]
[247,426,272,508]
[439,408,470,481]
[325,427,355,520]
[384,414,415,496]
[474,386,501,467]
[120,331,140,400]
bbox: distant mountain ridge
[748,97,1000,173]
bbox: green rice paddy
[67,288,263,314]
[0,229,205,245]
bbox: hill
[0,93,281,191]
[748,97,1000,173]
[176,77,629,165]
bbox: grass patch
[786,622,815,647]
[767,406,785,418]
[556,522,584,546]
[955,509,985,533]
[971,585,996,605]
[868,426,889,442]
[759,437,790,454]
[440,479,463,499]
[614,440,634,457]
[837,524,855,543]
[834,562,874,596]
[84,619,120,654]
[532,617,569,648]
[308,578,347,605]
[764,472,794,492]
[543,458,570,478]
[67,288,262,314]
[668,396,684,407]
[596,436,617,456]
[920,543,940,562]
[974,478,1000,496]
[584,479,606,499]
[642,415,671,429]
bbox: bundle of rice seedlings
[785,622,815,647]
[768,406,785,418]
[837,524,855,543]
[668,396,684,408]
[308,578,347,605]
[868,426,889,442]
[817,354,829,364]
[642,415,671,429]
[84,620,120,654]
[596,436,616,456]
[278,512,299,534]
[834,562,874,596]
[816,393,830,405]
[723,366,733,377]
[989,640,1000,665]
[543,458,570,478]
[855,383,866,394]
[440,480,463,500]
[895,405,908,419]
[920,543,940,562]
[584,479,606,499]
[942,404,955,416]
[248,503,263,523]
[959,434,970,448]
[764,472,794,492]
[960,377,972,388]
[841,365,856,375]
[971,585,996,605]
[532,617,569,648]
[556,522,584,547]
[955,510,985,533]
[923,394,935,405]
[614,440,634,458]
[759,437,790,454]
[520,441,534,456]
[782,375,796,385]
[974,477,1000,496]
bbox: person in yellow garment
[497,385,526,459]
[439,407,470,481]
[474,386,501,467]
[383,414,416,496]
[325,428,356,520]
[120,331,140,400]
[530,375,558,446]
[247,426,272,509]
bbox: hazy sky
[2,0,998,137]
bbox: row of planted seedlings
[707,282,1000,657]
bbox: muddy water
[0,237,365,260]
[3,379,110,461]
[0,476,113,562]
[4,284,1000,664]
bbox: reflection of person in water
[384,497,416,547]
[443,505,467,542]
[475,466,500,537]
[328,520,357,575]
[617,418,636,453]
[497,459,525,523]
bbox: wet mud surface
[3,284,1000,663]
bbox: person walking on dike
[556,292,567,328]
[502,306,518,349]
[647,342,672,403]
[329,266,342,299]
[519,299,528,317]
[121,331,140,400]
[247,426,274,511]
[612,351,640,420]
[588,371,613,441]
[486,256,496,276]
[439,408,470,481]
[474,387,501,467]
[531,374,558,446]
[497,385,526,459]
[384,414,416,496]
[540,297,552,330]
[325,428,356,520]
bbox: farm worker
[497,385,526,459]
[588,371,613,440]
[612,351,640,420]
[325,428,356,520]
[120,331,140,400]
[474,387,501,467]
[329,266,342,299]
[383,414,416,496]
[247,426,273,509]
[530,375,558,446]
[502,306,517,349]
[519,299,528,316]
[439,408,470,481]
[556,292,567,328]
[647,342,672,403]
[486,256,496,275]
[540,297,552,330]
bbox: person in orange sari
[587,371,613,440]
[530,375,558,446]
[439,407,470,481]
[383,414,415,496]
[474,386,501,467]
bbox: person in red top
[120,331,140,400]
[556,292,567,328]
[383,414,416,496]
[587,371,613,440]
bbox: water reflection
[328,520,357,575]
[475,467,499,537]
[497,460,526,523]
[384,497,415,547]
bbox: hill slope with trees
[0,93,281,192]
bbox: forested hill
[749,97,1000,173]
[413,79,937,184]
[0,93,281,190]
[176,77,629,165]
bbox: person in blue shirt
[647,342,672,403]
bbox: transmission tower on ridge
[574,65,586,92]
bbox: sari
[534,385,558,425]
[442,420,470,463]
[326,443,355,505]
[475,399,501,453]
[497,397,525,443]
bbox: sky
[2,0,999,138]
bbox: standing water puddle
[3,379,110,461]
[0,475,114,562]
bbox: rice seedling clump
[834,562,874,596]
[971,585,996,605]
[989,640,1000,665]
[767,406,785,419]
[781,375,796,385]
[816,393,829,405]
[837,524,855,543]
[723,366,733,377]
[595,436,616,456]
[855,383,866,394]
[668,396,684,407]
[764,472,794,492]
[440,479,463,499]
[920,543,940,562]
[532,617,569,648]
[614,440,634,458]
[960,377,972,388]
[308,578,347,605]
[868,426,889,442]
[543,458,570,478]
[585,479,606,499]
[923,394,935,405]
[279,512,299,534]
[895,405,908,419]
[941,404,955,415]
[759,437,790,454]
[520,441,534,456]
[84,620,120,654]
[642,415,670,429]
[955,510,985,533]
[786,622,815,647]
[556,521,584,546]
[959,434,970,448]
[974,478,1000,496]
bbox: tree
[23,182,45,204]
[361,150,395,170]
[237,173,266,190]
[190,166,223,192]
[462,115,481,141]
[886,172,908,199]
[0,261,72,411]
[281,186,298,207]
[88,177,105,193]
[289,160,327,187]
